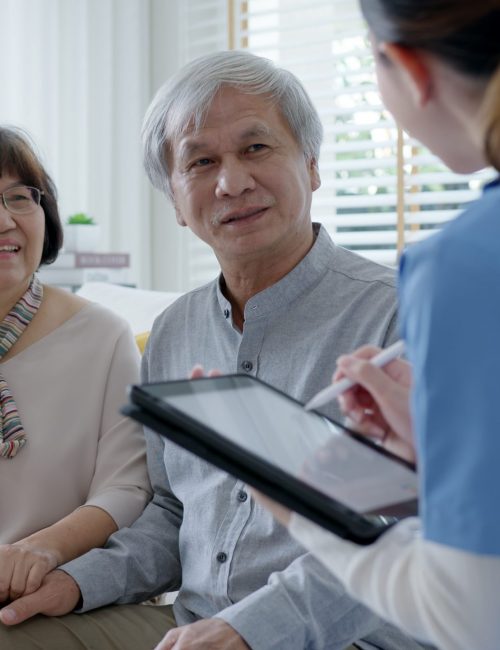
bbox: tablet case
[122,375,417,545]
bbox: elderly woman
[0,126,151,602]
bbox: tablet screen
[145,376,418,516]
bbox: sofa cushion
[76,282,181,335]
[135,331,150,354]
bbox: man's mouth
[219,207,268,225]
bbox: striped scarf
[0,275,43,458]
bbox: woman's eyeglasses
[0,185,44,215]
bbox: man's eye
[192,158,212,168]
[247,144,266,153]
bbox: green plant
[66,212,95,225]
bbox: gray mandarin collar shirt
[63,224,425,650]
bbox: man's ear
[309,158,321,192]
[380,43,432,107]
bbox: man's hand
[155,618,250,650]
[0,569,81,626]
[189,365,222,379]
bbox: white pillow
[77,282,181,334]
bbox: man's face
[168,87,320,267]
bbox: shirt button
[237,490,248,503]
[223,309,230,319]
[216,552,227,563]
[241,360,253,372]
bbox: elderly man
[0,52,426,650]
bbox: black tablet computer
[122,374,418,545]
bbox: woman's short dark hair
[0,126,63,265]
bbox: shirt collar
[216,223,335,322]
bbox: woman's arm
[0,506,116,601]
[289,514,500,650]
[79,316,152,529]
[0,309,151,603]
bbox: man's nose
[215,157,256,198]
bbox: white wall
[0,0,220,293]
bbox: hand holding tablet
[123,374,418,544]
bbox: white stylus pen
[304,339,406,411]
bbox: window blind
[178,0,229,289]
[181,0,493,288]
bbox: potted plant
[64,213,100,252]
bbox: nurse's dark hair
[359,0,500,171]
[0,126,63,264]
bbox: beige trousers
[0,604,175,650]
[0,604,362,650]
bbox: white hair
[142,50,323,198]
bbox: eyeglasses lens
[3,186,41,214]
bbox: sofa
[77,282,182,351]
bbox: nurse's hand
[334,346,416,464]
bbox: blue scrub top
[399,177,500,555]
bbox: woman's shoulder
[43,285,89,317]
[43,286,127,327]
[36,285,132,347]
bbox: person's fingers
[340,345,381,363]
[338,382,376,416]
[22,562,48,597]
[345,414,387,440]
[8,559,30,601]
[0,569,81,625]
[336,347,410,386]
[337,356,398,405]
[189,364,205,379]
[0,589,45,625]
[154,627,180,650]
[189,366,223,380]
[0,557,14,603]
[333,346,381,382]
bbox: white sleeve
[289,514,500,650]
